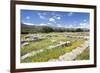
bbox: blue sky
[21,9,90,28]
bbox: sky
[21,9,90,29]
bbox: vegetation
[21,33,68,56]
[21,24,90,63]
[21,39,52,56]
[75,48,89,60]
[21,23,89,34]
[21,40,84,62]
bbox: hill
[21,23,89,34]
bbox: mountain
[21,23,89,34]
[21,23,54,34]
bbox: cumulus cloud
[78,22,90,28]
[63,24,74,28]
[49,18,55,22]
[38,13,46,19]
[40,15,45,19]
[47,23,51,24]
[47,23,55,26]
[57,24,62,27]
[26,16,30,20]
[39,23,47,26]
[24,22,35,25]
[53,15,61,20]
[83,19,87,22]
[57,16,61,20]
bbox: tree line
[21,24,89,34]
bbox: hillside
[21,23,89,34]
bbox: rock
[21,42,29,46]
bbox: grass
[75,48,89,60]
[21,47,65,62]
[21,39,53,56]
[21,33,68,56]
[21,40,84,63]
[63,40,84,52]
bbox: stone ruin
[21,34,44,46]
[48,41,71,50]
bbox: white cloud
[39,23,47,26]
[68,12,73,16]
[47,23,51,24]
[38,13,45,19]
[40,15,45,19]
[57,24,62,27]
[47,23,52,25]
[53,15,61,20]
[57,23,89,28]
[47,23,54,26]
[49,18,55,22]
[64,24,74,28]
[78,22,90,28]
[57,17,61,20]
[80,23,86,26]
[57,22,89,29]
[24,22,35,25]
[26,16,30,20]
[83,19,87,22]
[57,24,74,28]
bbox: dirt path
[49,40,89,61]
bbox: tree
[76,28,83,32]
[42,26,54,33]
